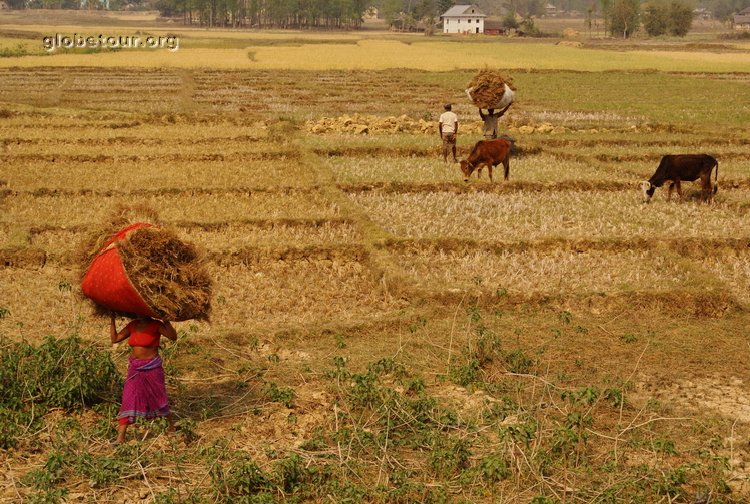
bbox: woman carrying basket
[110,313,178,444]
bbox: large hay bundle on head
[79,205,212,322]
[466,69,516,109]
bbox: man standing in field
[439,103,459,163]
[479,103,512,140]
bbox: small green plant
[77,452,124,488]
[652,437,677,455]
[26,488,68,504]
[656,464,690,497]
[477,453,510,483]
[449,358,480,387]
[262,381,294,408]
[501,418,537,447]
[505,348,534,374]
[603,387,624,408]
[334,334,347,349]
[622,333,638,343]
[530,496,554,504]
[153,488,178,504]
[429,436,471,477]
[23,451,68,488]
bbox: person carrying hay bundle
[479,104,512,140]
[110,312,177,444]
[78,204,212,443]
[466,69,515,140]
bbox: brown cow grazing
[459,138,513,182]
[640,154,718,203]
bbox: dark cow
[459,138,513,182]
[641,154,718,203]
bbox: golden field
[1,14,750,503]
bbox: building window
[468,19,472,23]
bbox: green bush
[0,336,120,447]
[642,1,693,36]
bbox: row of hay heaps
[307,117,618,136]
[307,114,490,135]
[306,114,434,135]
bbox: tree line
[154,0,370,28]
[8,0,750,36]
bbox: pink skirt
[118,355,170,425]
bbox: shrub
[642,1,693,37]
[0,336,120,447]
[667,2,693,36]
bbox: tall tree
[667,1,693,35]
[609,0,639,36]
[642,2,668,35]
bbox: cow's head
[640,180,655,202]
[459,160,475,182]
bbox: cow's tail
[499,135,517,156]
[713,158,719,195]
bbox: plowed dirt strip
[3,142,284,158]
[349,190,750,242]
[2,191,341,228]
[530,137,750,149]
[0,134,264,145]
[423,289,736,318]
[0,68,183,111]
[0,151,296,163]
[4,161,317,191]
[326,155,626,185]
[208,262,399,331]
[381,236,750,258]
[702,251,750,305]
[340,180,634,193]
[14,221,361,266]
[396,248,716,297]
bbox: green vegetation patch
[0,336,120,448]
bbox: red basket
[81,222,158,318]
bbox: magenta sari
[117,355,170,425]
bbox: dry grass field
[1,14,750,503]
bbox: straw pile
[466,69,516,109]
[79,204,212,321]
[306,114,433,134]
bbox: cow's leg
[477,167,483,179]
[503,158,510,181]
[488,163,493,182]
[701,174,712,203]
[666,182,674,201]
[675,179,683,200]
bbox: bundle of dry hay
[466,69,516,109]
[79,204,212,321]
